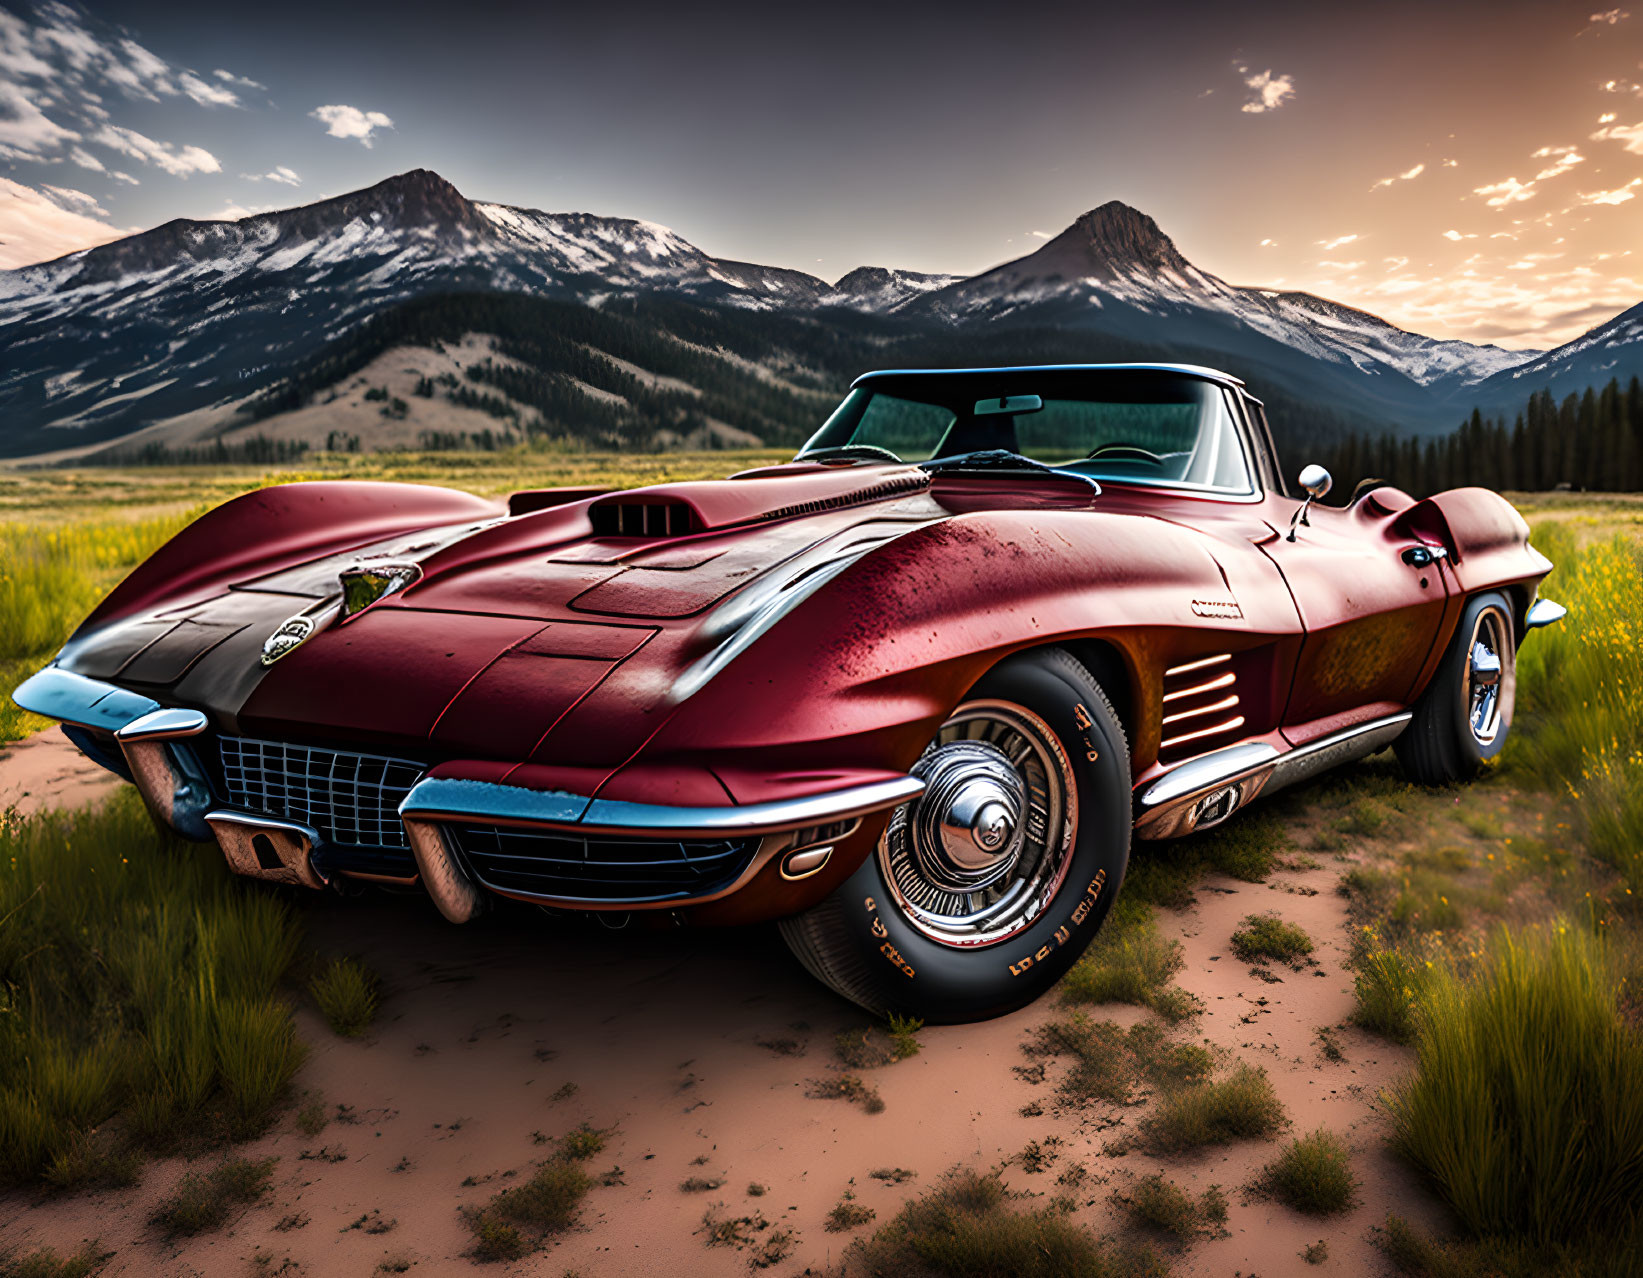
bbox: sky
[0,0,1640,350]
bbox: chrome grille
[218,736,424,849]
[451,825,759,903]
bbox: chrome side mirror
[1286,464,1332,541]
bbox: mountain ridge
[0,168,1636,460]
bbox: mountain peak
[1059,201,1189,274]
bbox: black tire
[778,648,1131,1024]
[1395,590,1517,785]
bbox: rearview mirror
[1287,464,1333,541]
[1298,464,1332,499]
[973,394,1043,417]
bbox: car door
[1258,495,1453,738]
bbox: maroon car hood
[56,466,947,763]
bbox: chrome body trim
[403,818,485,923]
[400,773,924,837]
[119,737,215,841]
[1135,712,1412,840]
[11,667,158,732]
[1525,598,1567,629]
[205,809,327,890]
[115,707,209,741]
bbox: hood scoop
[586,467,929,539]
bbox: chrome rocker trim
[1135,712,1413,840]
[1525,598,1567,629]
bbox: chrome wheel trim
[878,699,1078,949]
[1463,607,1512,747]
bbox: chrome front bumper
[13,666,923,916]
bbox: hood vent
[752,471,930,524]
[589,500,702,539]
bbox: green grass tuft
[841,1167,1166,1278]
[307,956,378,1038]
[149,1157,276,1238]
[1351,948,1430,1044]
[826,1188,876,1232]
[1386,924,1643,1248]
[1140,1063,1287,1152]
[1231,913,1315,966]
[0,795,303,1184]
[1023,1014,1212,1108]
[1253,1129,1357,1215]
[0,1242,113,1278]
[1060,899,1199,1022]
[1113,1173,1227,1244]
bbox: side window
[851,396,954,460]
[1179,391,1255,493]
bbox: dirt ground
[0,736,1449,1277]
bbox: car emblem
[339,561,421,622]
[260,614,320,666]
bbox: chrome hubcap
[879,700,1077,949]
[1464,608,1511,746]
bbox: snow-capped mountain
[1467,299,1643,406]
[0,169,1635,459]
[904,203,1536,393]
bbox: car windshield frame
[796,367,1262,499]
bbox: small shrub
[681,1176,725,1192]
[1199,810,1287,880]
[841,1167,1164,1277]
[1059,904,1197,1021]
[826,1188,875,1232]
[886,1014,923,1059]
[1114,1173,1228,1244]
[806,1074,884,1114]
[150,1157,276,1238]
[1231,914,1315,966]
[308,957,378,1037]
[1024,1015,1213,1107]
[1253,1129,1357,1215]
[295,1093,327,1137]
[556,1123,607,1162]
[466,1161,593,1257]
[747,1182,767,1196]
[0,1242,112,1278]
[1301,1239,1329,1264]
[870,1167,916,1184]
[1140,1064,1286,1152]
[1316,1026,1345,1062]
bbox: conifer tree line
[1308,377,1643,496]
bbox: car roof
[849,362,1247,392]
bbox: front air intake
[589,501,701,539]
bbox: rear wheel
[1395,591,1517,784]
[778,648,1131,1024]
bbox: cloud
[1474,176,1537,206]
[310,103,393,145]
[1028,229,1051,239]
[1318,233,1359,250]
[1317,259,1364,271]
[1237,66,1295,114]
[93,124,220,177]
[1586,7,1630,24]
[1442,229,1478,241]
[0,176,135,269]
[1441,158,1460,167]
[178,71,238,108]
[213,68,266,91]
[67,144,103,171]
[40,183,106,216]
[245,165,301,186]
[0,80,80,158]
[1580,177,1643,204]
[1530,145,1585,180]
[1371,162,1426,190]
[1590,118,1643,153]
[109,169,138,185]
[1259,237,1276,246]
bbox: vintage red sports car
[15,363,1566,1022]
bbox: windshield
[797,370,1255,494]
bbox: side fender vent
[1158,653,1245,762]
[589,500,702,539]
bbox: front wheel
[1395,590,1517,785]
[778,648,1131,1024]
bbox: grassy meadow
[0,459,1641,1273]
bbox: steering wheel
[1086,442,1164,464]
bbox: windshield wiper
[795,444,904,464]
[920,450,1102,492]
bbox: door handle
[1401,544,1448,568]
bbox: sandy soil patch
[0,727,122,816]
[0,737,1443,1276]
